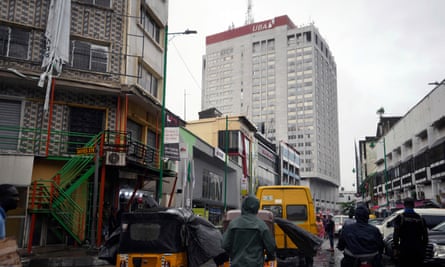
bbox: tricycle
[100,208,226,267]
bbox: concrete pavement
[19,246,110,267]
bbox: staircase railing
[28,133,104,243]
[29,180,85,243]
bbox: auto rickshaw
[112,208,225,267]
[220,209,278,267]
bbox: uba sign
[252,20,274,32]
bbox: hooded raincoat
[222,196,276,267]
[337,205,384,267]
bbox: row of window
[0,25,110,73]
[252,39,275,53]
[287,31,312,46]
[1,2,163,94]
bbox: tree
[340,200,356,215]
[376,107,385,118]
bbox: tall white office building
[202,15,340,212]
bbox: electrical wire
[170,41,201,91]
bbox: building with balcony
[0,0,173,248]
[357,81,445,213]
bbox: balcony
[0,125,162,170]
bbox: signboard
[164,112,180,161]
[164,127,179,161]
[76,146,95,155]
[214,147,226,162]
[180,144,188,159]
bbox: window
[202,169,223,201]
[138,64,159,97]
[68,107,104,153]
[70,40,108,72]
[0,99,21,151]
[287,205,307,221]
[0,26,30,59]
[263,205,283,218]
[80,0,111,8]
[140,6,161,43]
[218,130,241,153]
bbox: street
[93,237,395,267]
[197,237,396,267]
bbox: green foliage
[339,200,356,215]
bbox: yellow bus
[256,185,317,252]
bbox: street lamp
[158,26,197,204]
[428,81,445,86]
[370,138,389,209]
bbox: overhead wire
[170,41,201,91]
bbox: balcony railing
[0,125,161,170]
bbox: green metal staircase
[28,132,104,244]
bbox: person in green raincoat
[222,195,276,267]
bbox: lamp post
[158,27,197,205]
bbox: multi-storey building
[0,0,173,248]
[186,108,257,208]
[357,81,445,214]
[202,15,340,211]
[278,140,301,185]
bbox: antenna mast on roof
[245,0,254,25]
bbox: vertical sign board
[164,113,180,161]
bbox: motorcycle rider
[337,205,384,267]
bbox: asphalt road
[96,238,396,267]
[199,237,396,267]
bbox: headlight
[433,244,445,259]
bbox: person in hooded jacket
[222,195,276,267]
[0,184,19,239]
[337,205,384,267]
[392,197,428,267]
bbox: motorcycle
[341,249,381,267]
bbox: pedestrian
[325,214,335,252]
[337,205,384,267]
[322,214,328,239]
[343,208,355,226]
[316,215,325,239]
[222,195,276,266]
[0,184,19,239]
[393,197,428,267]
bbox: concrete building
[186,109,257,203]
[278,140,301,185]
[202,16,340,211]
[253,132,279,189]
[175,127,243,225]
[0,0,173,248]
[357,81,445,213]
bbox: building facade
[175,127,243,225]
[202,16,340,210]
[278,140,301,185]
[357,81,445,213]
[253,132,279,189]
[0,0,172,248]
[186,110,257,202]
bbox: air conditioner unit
[105,151,126,166]
[163,159,175,171]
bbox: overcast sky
[165,0,445,190]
